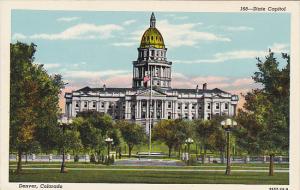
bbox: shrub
[90,154,96,163]
[74,155,79,162]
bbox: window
[151,50,155,56]
[207,113,211,120]
[84,102,88,108]
[185,113,188,119]
[199,105,202,110]
[225,103,228,109]
[168,102,172,108]
[92,102,96,108]
[142,111,146,118]
[192,113,195,119]
[207,103,211,109]
[75,101,79,107]
[168,112,171,119]
[184,104,188,109]
[157,81,160,85]
[178,113,182,118]
[151,36,153,40]
[101,102,104,108]
[216,103,220,109]
[178,104,181,110]
[109,103,112,108]
[192,104,196,109]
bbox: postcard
[0,1,299,190]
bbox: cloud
[43,63,61,69]
[112,42,137,47]
[171,73,255,92]
[122,19,136,26]
[12,33,26,40]
[34,62,61,69]
[174,43,290,64]
[224,26,254,31]
[12,23,123,40]
[63,69,130,79]
[57,17,80,22]
[115,19,230,48]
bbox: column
[188,102,192,120]
[138,100,142,118]
[135,101,138,119]
[125,101,129,119]
[153,100,157,119]
[146,100,149,118]
[104,101,109,113]
[195,103,199,119]
[175,101,178,119]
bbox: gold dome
[140,13,165,49]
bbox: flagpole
[148,64,152,156]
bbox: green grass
[9,162,289,184]
[9,169,288,184]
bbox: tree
[153,119,192,158]
[10,42,64,174]
[73,115,105,162]
[56,126,83,155]
[117,120,145,157]
[236,51,289,176]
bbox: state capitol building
[65,13,239,133]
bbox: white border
[0,1,299,190]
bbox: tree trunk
[202,146,207,164]
[25,153,28,164]
[178,146,181,159]
[168,146,172,158]
[128,145,133,158]
[16,149,22,174]
[97,150,101,163]
[269,154,274,176]
[220,151,225,164]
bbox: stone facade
[65,13,239,133]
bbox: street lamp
[221,118,237,175]
[58,117,72,173]
[105,137,113,165]
[185,138,194,166]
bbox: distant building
[65,13,239,133]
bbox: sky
[11,10,290,110]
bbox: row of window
[143,35,162,42]
[139,49,165,58]
[75,101,229,110]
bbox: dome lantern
[150,12,156,28]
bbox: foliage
[153,119,192,157]
[10,42,64,173]
[117,120,146,157]
[235,51,289,175]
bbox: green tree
[236,51,289,176]
[118,120,145,157]
[10,42,64,174]
[153,119,192,158]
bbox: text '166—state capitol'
[65,13,239,133]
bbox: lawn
[9,162,289,184]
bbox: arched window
[151,36,153,40]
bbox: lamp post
[105,137,113,165]
[58,117,72,173]
[221,118,237,175]
[185,138,194,166]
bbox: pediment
[136,89,166,97]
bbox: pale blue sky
[11,10,290,93]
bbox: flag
[143,75,150,83]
